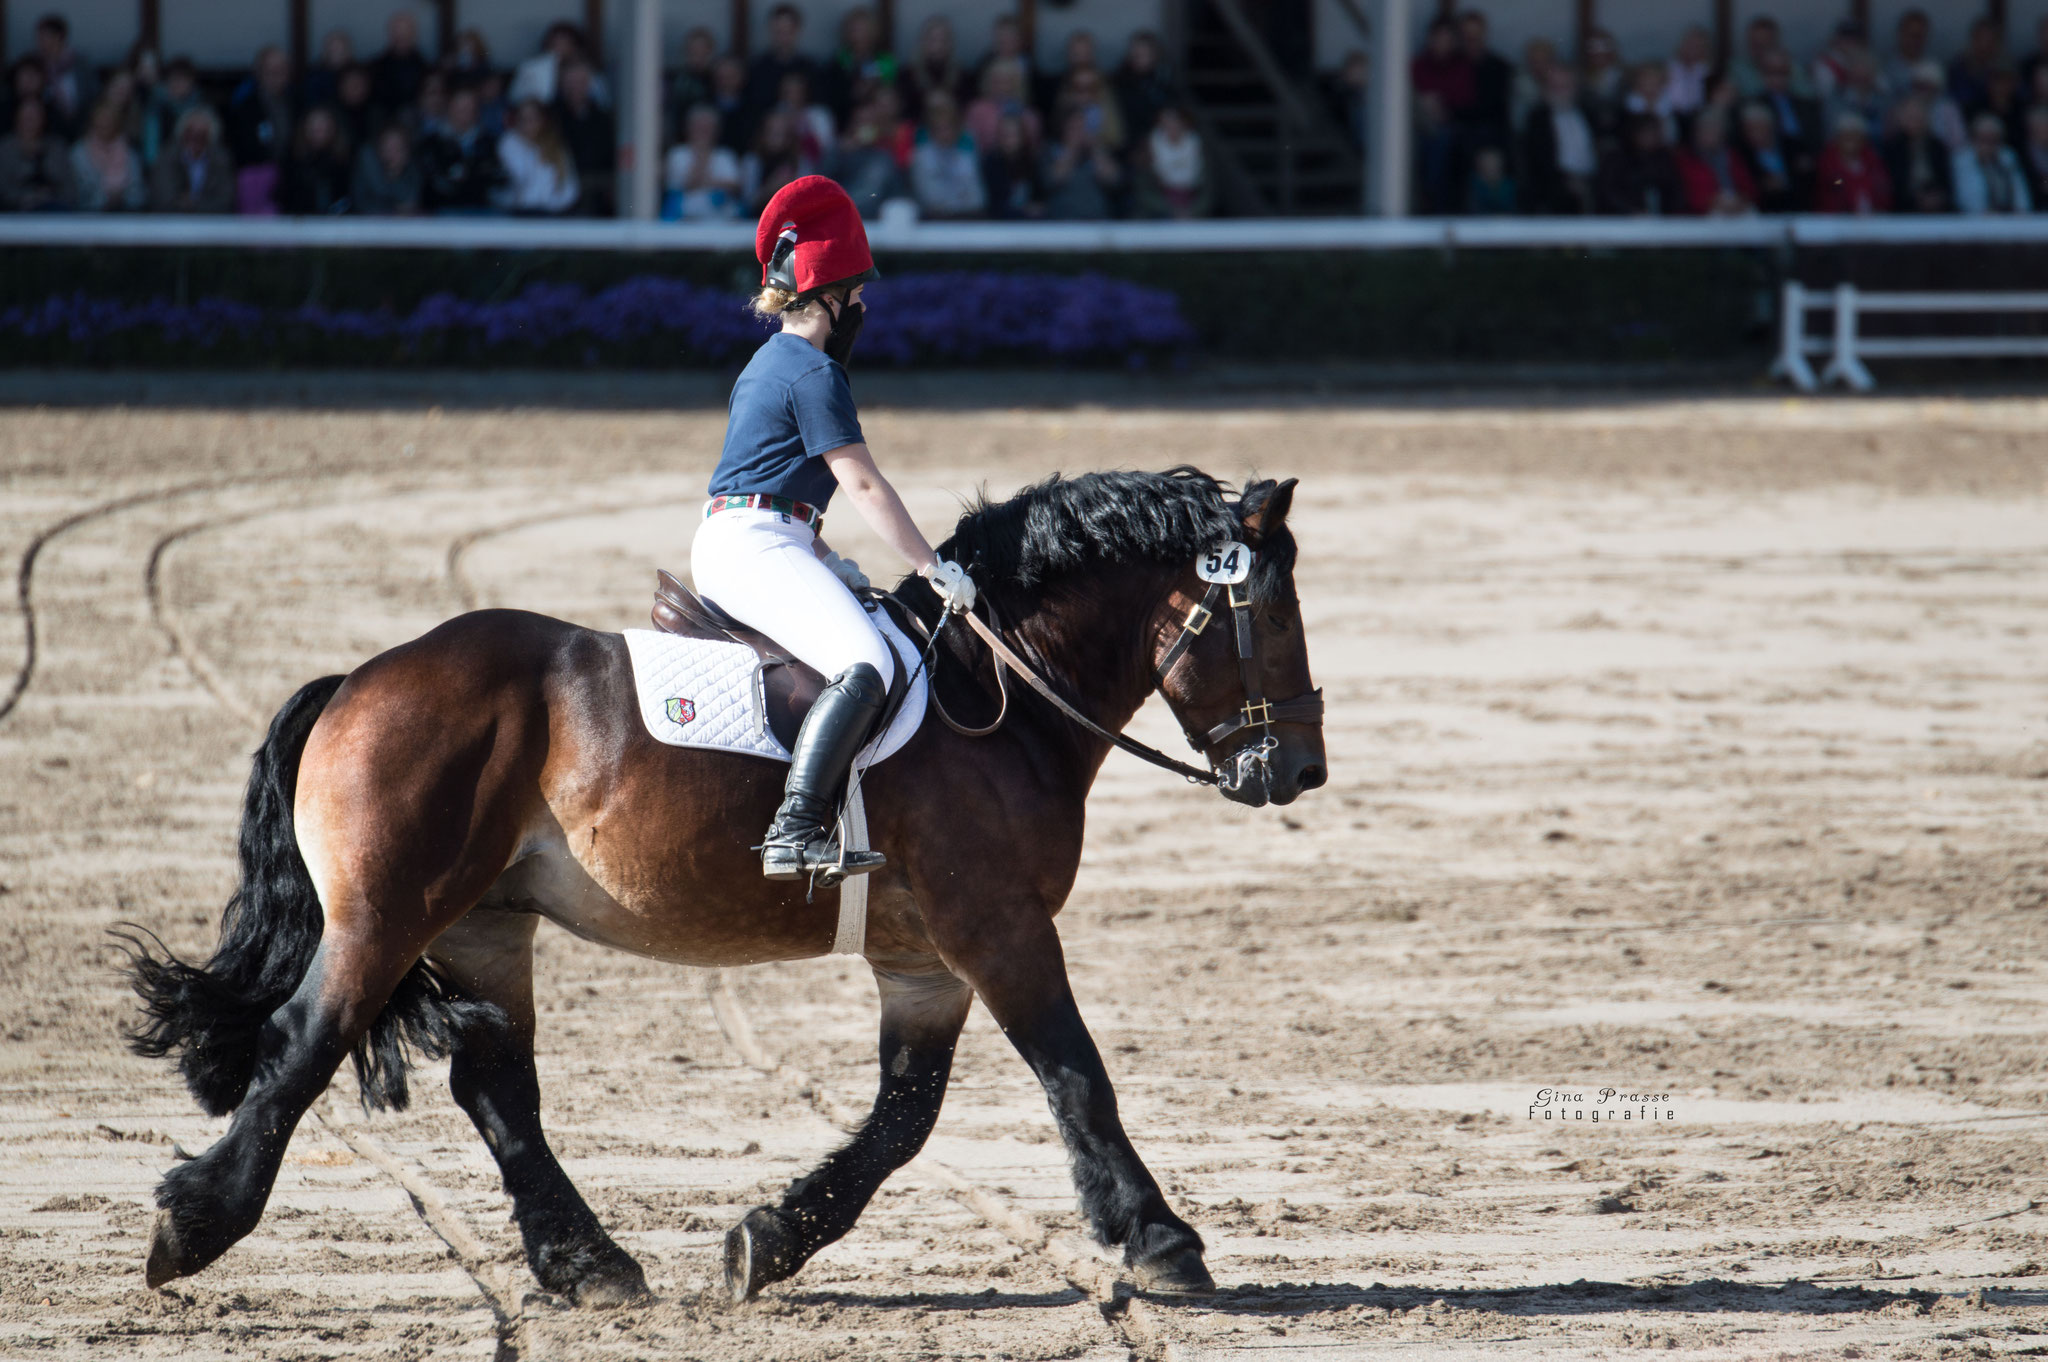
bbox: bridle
[904,546,1324,792]
[1147,574,1325,793]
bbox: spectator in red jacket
[1814,111,1891,213]
[1675,109,1756,214]
[1410,16,1471,213]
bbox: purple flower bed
[0,271,1194,368]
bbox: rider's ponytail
[750,277,861,323]
[750,284,802,319]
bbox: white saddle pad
[621,608,927,767]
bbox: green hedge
[0,243,1778,366]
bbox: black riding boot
[760,663,888,882]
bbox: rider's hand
[821,551,869,591]
[922,559,977,614]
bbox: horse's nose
[1296,763,1327,791]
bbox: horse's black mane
[937,467,1297,607]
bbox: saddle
[651,570,904,752]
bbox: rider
[693,174,977,882]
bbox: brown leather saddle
[651,570,905,752]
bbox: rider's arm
[822,443,940,574]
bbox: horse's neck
[1005,566,1175,751]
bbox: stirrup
[811,844,887,888]
[759,832,885,884]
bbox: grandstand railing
[1774,281,2048,391]
[3,214,2048,252]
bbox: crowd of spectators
[8,4,2048,222]
[1363,7,2048,216]
[665,5,1208,223]
[0,10,617,215]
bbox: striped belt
[704,493,824,529]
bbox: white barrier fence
[1772,281,2048,391]
[2,212,2048,253]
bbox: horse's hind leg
[726,959,973,1301]
[428,910,651,1308]
[146,923,432,1286]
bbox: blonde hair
[750,284,804,319]
[748,279,855,322]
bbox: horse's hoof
[144,1212,186,1288]
[1132,1246,1216,1296]
[533,1237,651,1309]
[724,1207,797,1303]
[568,1264,652,1311]
[560,1242,652,1310]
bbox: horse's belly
[484,814,839,968]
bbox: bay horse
[121,468,1325,1306]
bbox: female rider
[692,175,977,882]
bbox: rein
[893,548,1325,791]
[955,607,1219,786]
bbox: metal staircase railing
[1175,0,1364,216]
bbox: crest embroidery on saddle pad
[620,613,928,766]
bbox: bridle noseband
[908,545,1324,791]
[1148,573,1325,793]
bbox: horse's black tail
[117,674,498,1116]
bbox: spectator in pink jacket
[966,58,1040,155]
[1814,111,1891,213]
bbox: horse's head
[1153,478,1326,808]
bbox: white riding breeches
[690,508,894,691]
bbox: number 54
[1197,541,1251,584]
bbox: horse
[120,467,1326,1307]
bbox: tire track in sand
[2,479,265,725]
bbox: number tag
[1197,541,1252,584]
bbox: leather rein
[895,555,1325,789]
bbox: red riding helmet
[755,175,880,301]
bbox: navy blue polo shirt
[708,332,864,510]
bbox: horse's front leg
[726,957,972,1301]
[950,910,1213,1294]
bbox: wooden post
[139,0,161,50]
[877,0,895,53]
[289,0,309,72]
[435,0,455,57]
[730,0,748,56]
[1573,0,1595,65]
[1987,0,2006,32]
[0,0,9,65]
[584,0,604,66]
[1019,0,1036,57]
[1712,0,1732,71]
[1847,0,1869,35]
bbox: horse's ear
[1239,478,1297,546]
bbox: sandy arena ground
[1,395,2046,1361]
